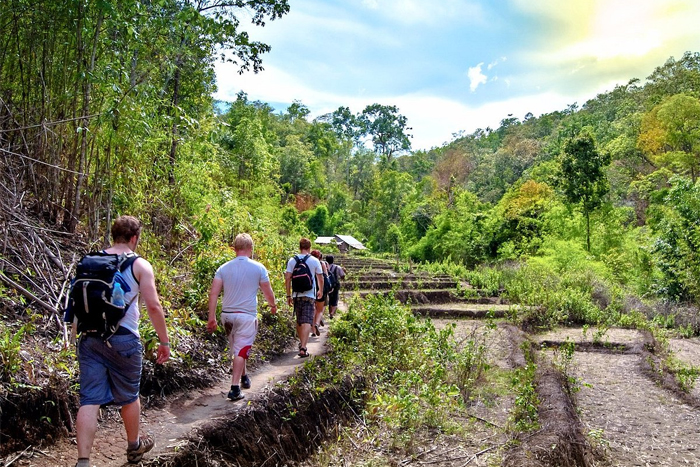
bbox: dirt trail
[22,325,332,467]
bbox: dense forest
[2,0,700,462]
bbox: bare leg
[120,398,141,444]
[298,323,311,350]
[231,355,246,386]
[76,404,101,459]
[313,301,324,332]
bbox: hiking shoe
[227,385,244,401]
[126,434,154,463]
[241,374,251,389]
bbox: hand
[206,318,218,333]
[287,296,293,307]
[156,344,170,364]
[270,305,278,315]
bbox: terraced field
[339,256,700,467]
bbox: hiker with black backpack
[310,249,331,337]
[326,254,346,319]
[284,238,323,358]
[65,215,170,466]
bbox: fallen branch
[458,444,502,466]
[3,445,32,467]
[0,271,58,314]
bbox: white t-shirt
[215,256,271,316]
[285,254,323,299]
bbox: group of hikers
[66,215,346,466]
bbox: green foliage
[510,361,540,431]
[647,176,700,302]
[463,241,626,330]
[559,129,611,251]
[0,323,28,385]
[306,205,330,236]
[407,189,489,266]
[329,294,488,434]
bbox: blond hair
[234,233,254,251]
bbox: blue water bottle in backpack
[112,282,125,307]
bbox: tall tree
[559,129,611,252]
[359,104,412,166]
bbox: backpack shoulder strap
[119,253,140,272]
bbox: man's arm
[316,273,324,300]
[260,281,277,314]
[284,272,292,307]
[134,258,170,364]
[207,277,223,333]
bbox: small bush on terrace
[329,294,490,438]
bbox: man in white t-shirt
[207,233,277,401]
[284,237,323,358]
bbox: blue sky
[215,0,700,151]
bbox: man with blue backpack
[65,215,170,466]
[284,238,323,358]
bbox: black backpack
[325,264,337,294]
[66,252,139,340]
[291,254,314,293]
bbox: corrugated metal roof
[314,236,335,244]
[334,234,367,250]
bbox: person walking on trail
[284,238,323,358]
[326,254,346,319]
[72,215,170,466]
[310,249,329,337]
[207,233,278,401]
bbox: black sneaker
[227,385,244,401]
[241,374,251,389]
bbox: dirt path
[22,325,332,467]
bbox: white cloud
[390,91,581,150]
[487,57,506,70]
[467,63,488,92]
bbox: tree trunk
[585,210,591,253]
[68,5,104,233]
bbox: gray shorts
[78,332,143,406]
[294,297,315,325]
